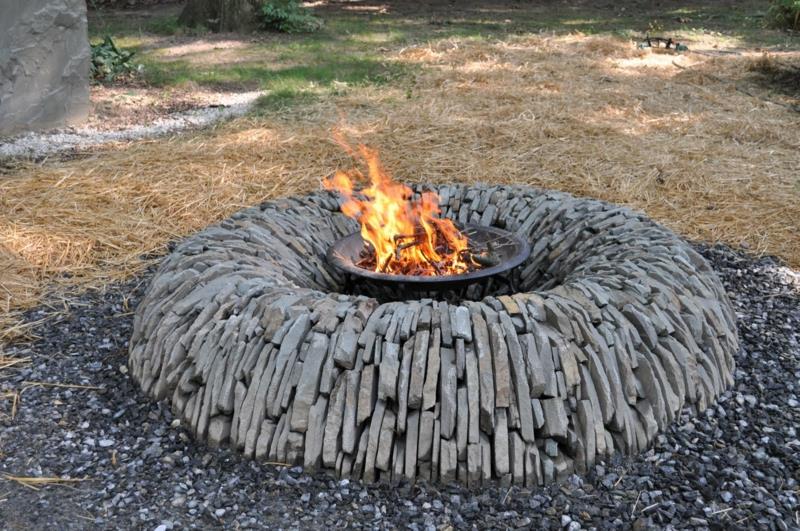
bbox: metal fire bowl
[326,224,531,290]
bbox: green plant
[767,0,800,29]
[259,0,322,33]
[90,36,139,82]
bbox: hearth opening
[323,143,530,301]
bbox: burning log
[355,222,497,276]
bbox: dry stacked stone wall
[129,185,739,486]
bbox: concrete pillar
[0,0,90,136]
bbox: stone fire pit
[129,184,738,486]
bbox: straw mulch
[1,34,799,343]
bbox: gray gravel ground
[1,243,798,530]
[0,91,261,160]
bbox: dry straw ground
[1,34,799,343]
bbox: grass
[88,6,412,102]
[86,1,797,101]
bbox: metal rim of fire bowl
[326,224,531,289]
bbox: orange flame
[324,144,471,276]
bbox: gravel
[0,243,797,530]
[0,91,262,159]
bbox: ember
[323,143,492,277]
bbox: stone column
[0,0,90,136]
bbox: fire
[323,144,472,276]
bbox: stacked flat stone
[128,185,739,486]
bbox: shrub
[259,0,322,33]
[767,0,800,29]
[91,36,139,82]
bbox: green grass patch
[252,89,319,113]
[87,0,798,115]
[140,53,406,92]
[88,9,186,40]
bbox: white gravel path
[0,91,263,159]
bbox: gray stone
[422,329,441,410]
[357,365,377,426]
[452,306,472,341]
[525,443,541,487]
[353,422,370,479]
[319,331,339,396]
[544,438,559,457]
[520,333,547,397]
[375,409,396,472]
[407,330,430,410]
[584,346,614,424]
[289,332,329,432]
[207,416,231,448]
[553,338,580,389]
[499,315,535,443]
[467,443,481,487]
[493,408,510,476]
[333,315,361,369]
[540,398,568,440]
[465,346,481,444]
[418,410,435,461]
[531,327,558,398]
[431,417,441,481]
[456,387,468,460]
[634,354,667,429]
[341,371,361,454]
[363,399,386,482]
[543,299,573,338]
[472,312,495,433]
[396,339,415,433]
[440,439,457,482]
[455,338,466,379]
[303,397,328,469]
[489,323,512,408]
[417,305,432,331]
[509,431,525,484]
[360,331,377,363]
[383,306,406,343]
[286,431,304,464]
[0,0,90,135]
[622,304,658,350]
[579,365,608,456]
[404,410,420,479]
[479,433,492,483]
[440,347,458,439]
[577,400,596,472]
[400,302,419,341]
[378,342,400,401]
[255,420,277,460]
[322,376,347,467]
[531,398,545,429]
[438,302,453,347]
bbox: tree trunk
[178,0,255,32]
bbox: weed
[259,0,322,33]
[767,0,800,29]
[90,36,140,83]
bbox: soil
[86,85,254,131]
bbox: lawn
[85,1,796,101]
[1,0,799,342]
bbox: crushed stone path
[0,91,262,159]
